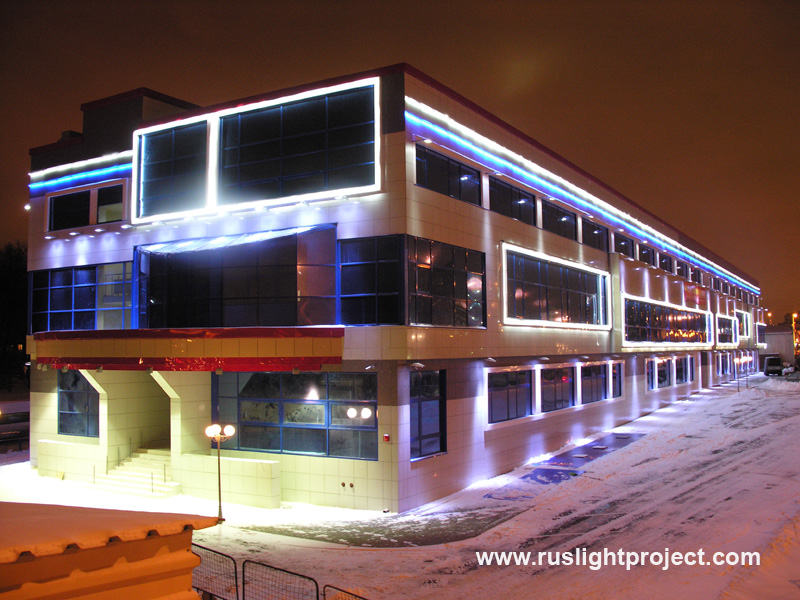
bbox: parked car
[764,356,784,376]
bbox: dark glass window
[214,371,377,459]
[339,235,403,325]
[408,237,485,328]
[488,177,535,226]
[29,263,133,334]
[582,221,609,252]
[736,311,751,338]
[410,370,446,458]
[97,184,124,223]
[717,316,736,344]
[639,246,656,266]
[49,190,91,230]
[658,253,673,273]
[691,268,703,285]
[219,87,375,205]
[624,299,708,344]
[540,367,575,413]
[611,363,623,398]
[416,145,481,206]
[675,356,693,384]
[488,371,531,423]
[140,121,208,218]
[614,233,635,258]
[717,353,731,375]
[580,364,608,404]
[757,324,766,344]
[646,359,672,390]
[541,200,577,241]
[506,250,606,326]
[58,370,99,437]
[138,227,335,328]
[676,261,689,279]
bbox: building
[25,64,765,513]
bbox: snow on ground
[2,376,799,599]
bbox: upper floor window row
[47,182,125,231]
[415,145,481,206]
[134,81,379,222]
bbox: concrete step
[95,447,181,498]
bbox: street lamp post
[745,355,751,388]
[205,423,235,523]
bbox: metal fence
[192,543,240,600]
[192,546,370,600]
[242,560,319,600]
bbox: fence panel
[242,559,319,600]
[192,543,240,600]
[322,584,370,600]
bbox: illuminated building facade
[26,65,765,512]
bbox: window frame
[415,144,482,207]
[488,176,536,226]
[613,233,635,259]
[540,366,576,413]
[646,358,673,391]
[408,236,486,329]
[487,369,532,424]
[580,363,609,404]
[622,294,712,348]
[45,179,127,232]
[58,370,100,438]
[502,242,611,331]
[214,371,379,460]
[30,262,134,334]
[132,77,381,224]
[715,314,738,346]
[409,370,446,460]
[541,199,577,241]
[581,220,609,252]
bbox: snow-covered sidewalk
[2,376,799,599]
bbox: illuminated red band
[35,356,342,372]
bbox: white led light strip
[406,97,759,295]
[621,292,713,349]
[501,242,612,332]
[131,77,381,224]
[29,151,134,182]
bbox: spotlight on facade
[205,423,236,524]
[410,362,425,370]
[485,357,497,363]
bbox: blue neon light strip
[29,163,132,193]
[405,111,759,294]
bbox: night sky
[2,1,797,319]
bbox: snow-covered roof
[0,502,218,563]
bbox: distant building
[26,64,765,512]
[764,325,794,366]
